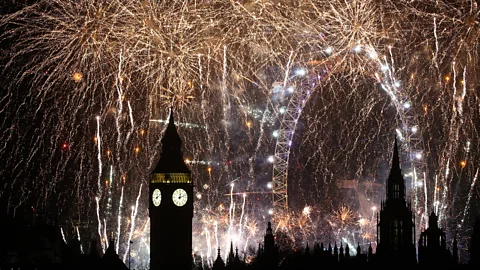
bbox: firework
[1,0,480,267]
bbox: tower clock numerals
[172,188,188,207]
[152,188,162,206]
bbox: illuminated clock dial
[172,188,188,207]
[152,188,161,206]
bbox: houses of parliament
[1,108,480,269]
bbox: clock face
[172,188,188,207]
[152,189,161,207]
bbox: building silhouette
[149,107,194,270]
[470,217,480,266]
[3,131,480,269]
[417,211,454,266]
[0,215,128,270]
[376,137,416,265]
[212,248,225,270]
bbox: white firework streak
[60,227,67,244]
[123,183,142,262]
[221,45,231,174]
[205,227,212,266]
[95,116,102,195]
[116,185,124,254]
[226,183,234,255]
[76,226,84,254]
[239,193,246,240]
[115,50,124,167]
[214,221,219,256]
[462,168,479,224]
[126,100,135,143]
[103,218,108,248]
[95,196,104,253]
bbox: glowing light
[267,182,273,189]
[272,130,279,137]
[72,72,83,82]
[415,152,422,160]
[267,156,274,163]
[295,68,307,76]
[371,206,377,212]
[358,218,366,225]
[302,206,311,216]
[460,160,467,168]
[268,209,274,215]
[3,1,479,266]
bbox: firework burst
[1,0,480,267]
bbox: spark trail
[0,0,479,267]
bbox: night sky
[1,0,480,267]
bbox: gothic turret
[261,221,278,269]
[333,242,338,262]
[213,248,225,270]
[339,242,344,262]
[376,136,416,265]
[227,241,235,266]
[386,136,405,201]
[418,211,450,265]
[152,107,190,174]
[101,238,128,270]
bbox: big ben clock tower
[150,107,193,270]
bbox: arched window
[394,184,399,198]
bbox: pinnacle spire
[168,106,175,127]
[386,135,406,200]
[392,135,400,172]
[152,107,190,174]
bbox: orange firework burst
[159,83,195,108]
[331,205,355,227]
[72,72,83,82]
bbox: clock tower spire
[150,107,193,270]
